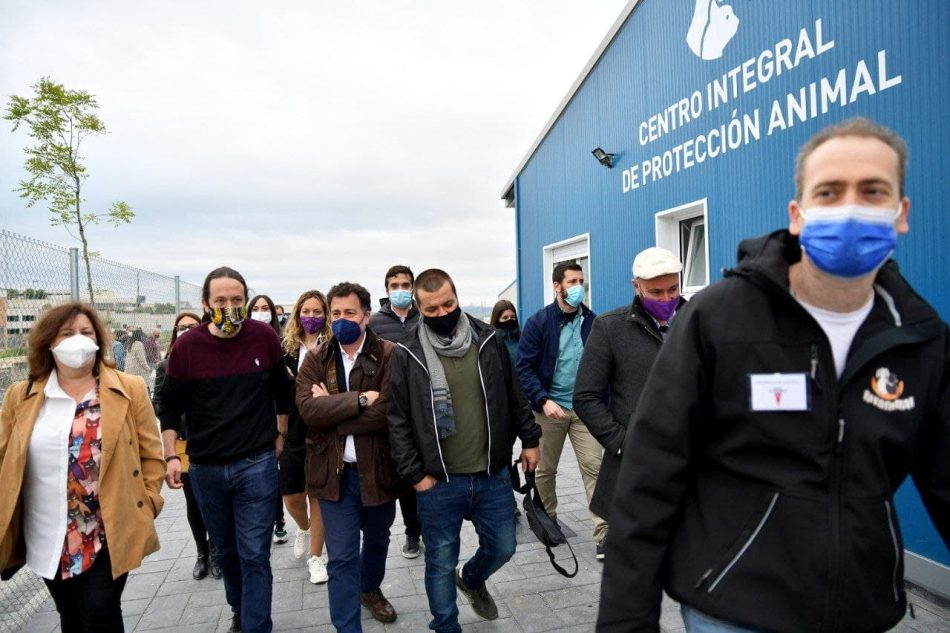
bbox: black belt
[342,461,358,470]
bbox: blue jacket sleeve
[516,311,548,411]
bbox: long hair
[248,294,281,335]
[167,312,202,354]
[490,299,518,328]
[202,266,248,304]
[282,290,331,356]
[27,302,114,381]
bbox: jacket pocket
[835,496,906,628]
[699,492,780,593]
[305,440,331,490]
[884,500,901,603]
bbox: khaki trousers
[534,408,608,542]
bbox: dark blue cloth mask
[332,318,363,345]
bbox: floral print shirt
[60,385,106,579]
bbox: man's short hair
[552,262,583,284]
[384,265,414,289]
[414,269,457,300]
[327,282,372,312]
[795,117,909,200]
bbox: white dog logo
[687,0,740,61]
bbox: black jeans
[399,489,421,538]
[44,547,128,633]
[182,473,209,549]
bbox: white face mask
[52,334,100,369]
[250,311,272,322]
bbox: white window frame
[542,233,591,306]
[655,199,709,298]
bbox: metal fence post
[174,275,181,314]
[69,247,80,301]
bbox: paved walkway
[20,443,950,632]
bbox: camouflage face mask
[208,306,247,336]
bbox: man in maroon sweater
[159,267,291,633]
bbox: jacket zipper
[884,500,901,602]
[828,410,846,631]
[705,492,780,593]
[476,332,495,475]
[398,344,450,482]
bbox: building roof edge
[500,0,642,203]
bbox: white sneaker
[293,529,311,560]
[308,555,328,584]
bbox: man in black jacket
[369,264,424,559]
[598,117,950,633]
[387,269,541,633]
[573,247,684,548]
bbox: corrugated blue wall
[514,0,950,571]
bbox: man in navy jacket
[517,262,607,553]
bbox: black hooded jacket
[369,301,419,344]
[386,314,541,485]
[598,230,950,633]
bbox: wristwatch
[358,392,369,409]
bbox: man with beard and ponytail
[598,118,950,633]
[158,266,291,633]
[296,282,405,632]
[572,247,684,561]
[516,261,607,555]
[369,265,425,560]
[387,269,541,633]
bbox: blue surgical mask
[389,290,412,309]
[332,318,363,345]
[564,285,585,308]
[799,205,900,278]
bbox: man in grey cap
[573,247,685,560]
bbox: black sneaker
[228,613,241,632]
[401,535,421,559]
[455,568,498,620]
[596,537,606,561]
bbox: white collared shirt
[339,335,366,463]
[23,369,76,580]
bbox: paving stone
[18,441,949,633]
[136,594,187,630]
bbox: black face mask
[424,306,462,337]
[496,319,518,332]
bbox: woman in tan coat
[0,302,165,633]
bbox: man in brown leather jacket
[296,282,407,632]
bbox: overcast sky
[0,0,628,307]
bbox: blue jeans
[682,606,766,633]
[318,467,396,633]
[190,450,279,633]
[416,470,517,633]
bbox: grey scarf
[418,315,474,439]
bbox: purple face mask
[640,295,679,322]
[300,316,326,335]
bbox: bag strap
[510,461,579,578]
[545,535,578,578]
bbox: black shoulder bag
[510,461,578,578]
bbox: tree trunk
[74,179,95,303]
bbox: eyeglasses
[177,324,199,332]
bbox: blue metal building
[502,0,950,597]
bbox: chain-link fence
[0,229,202,632]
